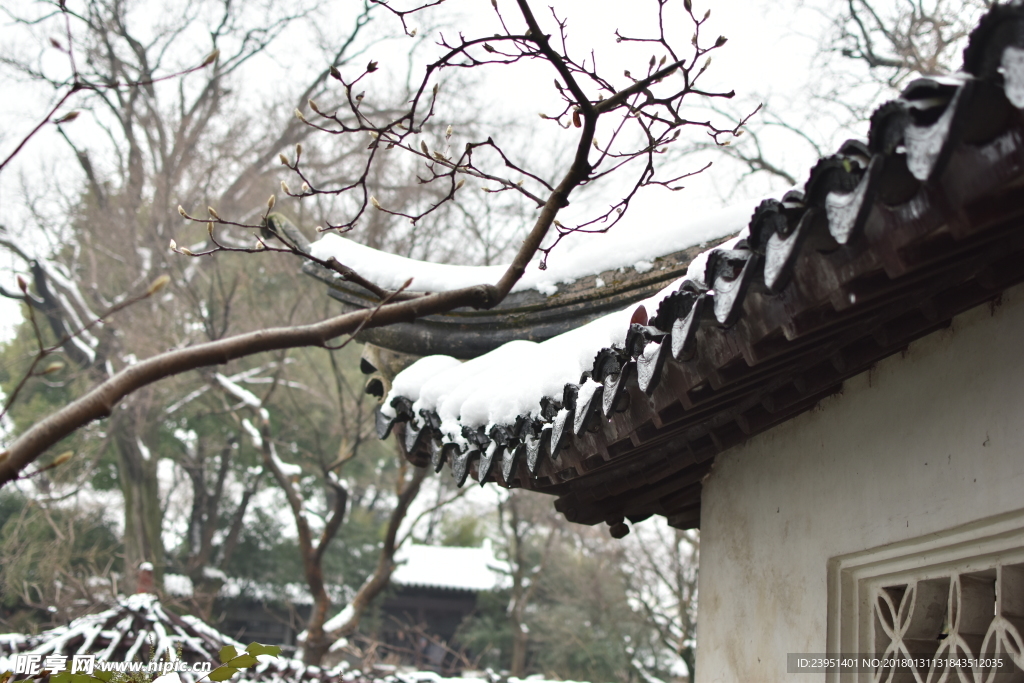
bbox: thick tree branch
[1,0,743,494]
[0,278,500,485]
[324,463,427,642]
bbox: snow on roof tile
[391,542,510,592]
[375,4,1024,531]
[309,204,748,298]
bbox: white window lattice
[872,563,1024,683]
[827,508,1024,683]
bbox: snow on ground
[309,202,751,296]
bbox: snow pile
[163,572,195,597]
[388,356,463,404]
[309,202,750,296]
[381,232,745,434]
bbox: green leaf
[70,675,94,683]
[218,646,238,664]
[93,671,115,682]
[208,667,239,682]
[245,643,281,657]
[228,655,258,669]
[51,673,72,683]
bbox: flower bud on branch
[147,274,171,295]
[52,450,74,467]
[42,361,65,375]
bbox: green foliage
[453,588,514,667]
[457,533,654,683]
[204,641,278,683]
[440,516,485,547]
[0,489,121,627]
[38,641,280,683]
[244,642,281,657]
[218,508,302,585]
[0,312,91,469]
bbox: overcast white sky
[0,0,885,341]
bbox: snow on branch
[0,0,749,487]
[215,372,270,420]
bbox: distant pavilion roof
[323,6,1024,534]
[391,541,510,592]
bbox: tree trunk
[510,623,529,678]
[302,465,427,665]
[187,573,225,622]
[113,411,165,591]
[681,646,695,682]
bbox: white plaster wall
[695,284,1024,683]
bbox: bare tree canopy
[0,0,745,488]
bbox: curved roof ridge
[376,4,1024,531]
[304,207,746,358]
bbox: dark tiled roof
[379,4,1024,533]
[304,237,729,359]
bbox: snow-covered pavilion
[309,5,1024,682]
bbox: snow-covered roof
[374,4,1024,531]
[0,593,339,683]
[306,203,742,359]
[378,235,740,436]
[309,205,745,298]
[392,541,510,592]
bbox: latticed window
[827,510,1024,683]
[870,563,1024,682]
